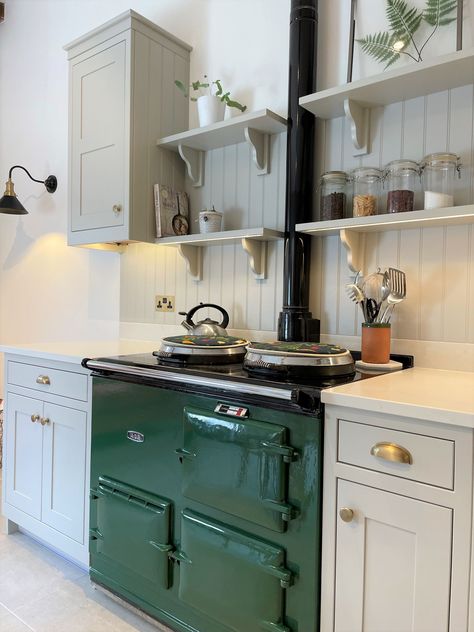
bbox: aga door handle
[370,442,412,465]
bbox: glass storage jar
[319,171,349,221]
[384,159,419,213]
[351,167,382,217]
[421,152,461,210]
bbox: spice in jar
[351,167,382,218]
[384,160,419,213]
[421,153,460,210]
[321,192,345,221]
[353,194,377,217]
[319,171,349,221]
[387,189,414,213]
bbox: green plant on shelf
[357,0,457,69]
[175,75,247,112]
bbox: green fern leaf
[357,31,401,69]
[386,0,422,40]
[423,0,457,26]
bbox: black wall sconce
[0,165,58,215]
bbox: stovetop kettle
[179,302,230,336]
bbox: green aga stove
[84,344,359,632]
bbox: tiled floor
[0,472,162,632]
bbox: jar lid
[421,152,461,168]
[321,170,349,182]
[384,159,420,174]
[351,167,382,180]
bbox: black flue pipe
[277,0,320,342]
[277,0,319,342]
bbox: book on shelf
[154,184,190,238]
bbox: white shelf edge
[154,227,283,247]
[300,48,474,120]
[297,205,474,276]
[300,48,474,154]
[155,228,284,281]
[296,205,474,236]
[157,109,287,149]
[156,109,286,185]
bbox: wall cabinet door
[335,479,452,632]
[41,402,87,543]
[70,39,128,233]
[5,393,44,519]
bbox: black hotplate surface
[87,351,414,396]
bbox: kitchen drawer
[338,419,454,489]
[7,361,88,402]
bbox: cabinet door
[41,402,87,543]
[5,393,43,519]
[335,479,452,632]
[70,39,128,233]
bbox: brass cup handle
[40,417,50,426]
[339,508,354,523]
[36,375,50,385]
[113,204,122,214]
[31,414,40,423]
[370,441,413,465]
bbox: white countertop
[321,367,474,428]
[0,340,160,365]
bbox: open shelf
[300,48,474,155]
[155,227,284,281]
[156,109,287,186]
[297,204,474,274]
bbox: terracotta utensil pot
[361,323,391,364]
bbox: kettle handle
[179,303,229,329]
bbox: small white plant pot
[199,210,223,233]
[197,95,225,127]
[224,105,243,120]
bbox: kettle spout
[181,320,193,331]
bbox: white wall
[0,0,290,349]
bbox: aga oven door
[174,509,293,632]
[90,476,172,603]
[178,407,298,532]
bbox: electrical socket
[155,295,175,312]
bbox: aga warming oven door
[88,373,322,632]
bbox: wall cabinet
[322,404,473,632]
[2,355,91,566]
[64,10,191,248]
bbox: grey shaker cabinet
[64,10,191,247]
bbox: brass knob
[40,417,50,426]
[113,204,122,214]
[370,442,412,465]
[36,375,50,385]
[31,414,40,423]
[339,507,354,523]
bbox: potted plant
[175,75,247,127]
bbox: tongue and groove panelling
[120,86,474,344]
[120,133,286,332]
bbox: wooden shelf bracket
[241,238,267,279]
[344,98,369,156]
[340,228,366,275]
[178,145,204,187]
[177,244,202,281]
[244,127,270,175]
